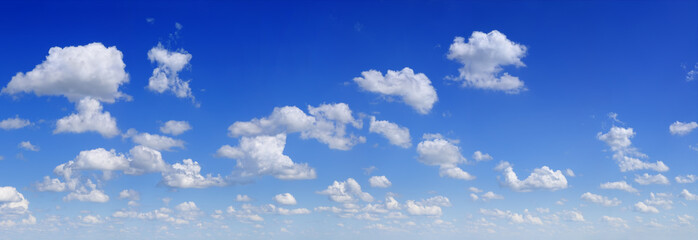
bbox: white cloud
[175,201,199,212]
[634,173,669,185]
[0,117,31,130]
[405,200,442,216]
[18,141,39,151]
[317,178,373,203]
[565,169,575,177]
[634,202,659,213]
[126,145,169,175]
[236,194,252,202]
[670,121,698,136]
[353,67,438,114]
[217,134,316,180]
[472,151,493,162]
[580,192,621,206]
[680,189,698,200]
[447,30,527,93]
[161,159,225,188]
[561,210,585,222]
[147,44,194,100]
[480,192,504,201]
[227,104,364,150]
[602,216,628,228]
[479,209,542,224]
[67,148,130,173]
[64,189,109,203]
[125,129,185,151]
[36,176,66,192]
[687,63,698,81]
[416,134,473,180]
[598,126,668,172]
[676,175,698,184]
[273,193,297,205]
[119,189,140,201]
[600,181,638,193]
[469,187,483,193]
[368,176,392,188]
[368,117,411,148]
[80,215,103,224]
[54,97,120,138]
[160,120,192,136]
[0,186,29,215]
[495,161,567,192]
[2,43,129,103]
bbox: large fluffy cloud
[217,134,316,180]
[368,117,411,148]
[670,121,698,136]
[54,97,120,138]
[273,193,297,205]
[160,159,225,188]
[416,134,474,180]
[353,67,438,114]
[2,43,129,103]
[447,30,527,93]
[495,161,568,192]
[227,103,364,150]
[0,187,29,215]
[598,126,668,172]
[147,44,194,100]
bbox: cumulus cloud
[124,129,184,151]
[416,134,473,180]
[680,189,698,200]
[119,189,140,201]
[480,192,504,201]
[480,208,542,224]
[634,173,669,185]
[64,189,109,203]
[18,141,39,152]
[472,151,493,162]
[353,67,438,114]
[317,178,373,203]
[676,175,697,184]
[273,193,297,205]
[405,200,442,216]
[236,194,252,202]
[160,120,191,136]
[368,117,411,148]
[598,126,668,172]
[0,117,31,130]
[495,161,567,192]
[634,202,659,213]
[80,215,103,224]
[602,216,628,228]
[447,30,527,93]
[580,192,621,206]
[227,103,364,150]
[368,176,392,188]
[561,210,585,222]
[161,159,225,188]
[1,43,129,103]
[670,121,698,136]
[217,134,316,180]
[147,44,194,101]
[600,181,638,193]
[0,186,29,215]
[54,97,120,138]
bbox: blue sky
[0,0,697,239]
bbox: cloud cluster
[147,44,194,100]
[416,134,473,180]
[54,97,120,138]
[447,30,527,93]
[317,178,373,203]
[353,67,438,114]
[227,103,364,151]
[598,126,669,172]
[495,161,568,192]
[217,134,316,180]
